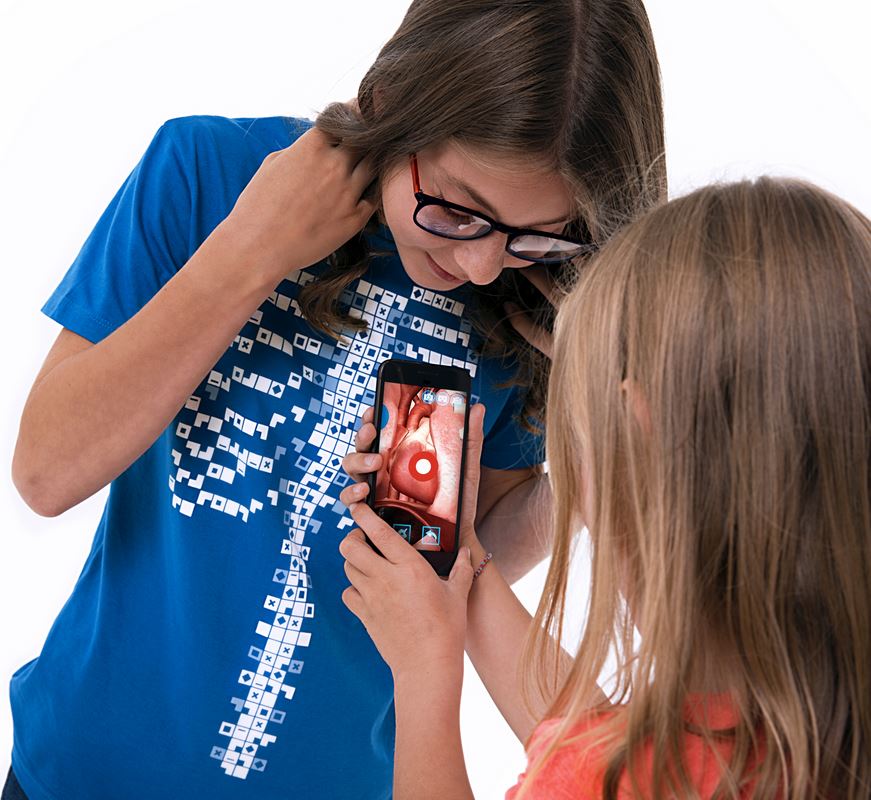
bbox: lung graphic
[166,268,479,781]
[391,416,439,504]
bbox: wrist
[393,654,464,695]
[463,531,487,562]
[208,217,295,291]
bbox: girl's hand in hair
[504,265,566,360]
[341,404,486,552]
[217,127,376,284]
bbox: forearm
[13,222,281,516]
[393,661,474,800]
[476,472,553,584]
[464,536,573,743]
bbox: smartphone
[366,358,472,576]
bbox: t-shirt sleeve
[41,120,194,343]
[480,381,545,471]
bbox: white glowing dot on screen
[458,428,464,440]
[416,459,432,476]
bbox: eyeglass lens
[414,203,584,261]
[415,204,491,237]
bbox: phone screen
[372,381,468,554]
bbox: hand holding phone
[337,398,488,675]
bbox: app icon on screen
[436,391,450,406]
[421,526,441,546]
[422,388,436,403]
[392,524,412,541]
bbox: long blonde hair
[522,178,871,798]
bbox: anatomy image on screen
[373,381,467,553]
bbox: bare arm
[12,127,375,517]
[393,664,474,800]
[462,534,578,744]
[475,466,554,584]
[12,230,280,516]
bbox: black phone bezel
[366,358,472,576]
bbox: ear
[621,379,651,436]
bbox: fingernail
[355,482,368,494]
[365,454,378,466]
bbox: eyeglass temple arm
[409,153,422,194]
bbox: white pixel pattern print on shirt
[166,264,478,781]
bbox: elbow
[11,450,69,518]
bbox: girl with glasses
[7,1,665,798]
[340,177,871,798]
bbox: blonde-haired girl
[341,177,871,798]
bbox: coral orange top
[505,694,760,799]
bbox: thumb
[466,403,486,464]
[460,404,486,535]
[448,546,475,597]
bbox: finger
[354,421,378,453]
[462,404,486,488]
[341,586,366,622]
[339,479,371,507]
[448,546,475,598]
[343,451,381,481]
[339,528,386,577]
[356,198,378,225]
[361,406,375,425]
[459,404,486,533]
[519,265,564,308]
[504,304,553,360]
[343,558,371,588]
[341,448,381,484]
[466,403,485,458]
[350,153,375,187]
[347,501,416,564]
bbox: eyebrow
[437,170,570,228]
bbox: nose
[453,234,510,286]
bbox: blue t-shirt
[9,116,544,800]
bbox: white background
[1,1,869,797]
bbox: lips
[425,253,463,284]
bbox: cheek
[380,173,453,255]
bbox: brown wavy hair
[523,178,871,797]
[301,0,667,431]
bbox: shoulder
[509,714,618,800]
[134,115,315,235]
[151,115,313,169]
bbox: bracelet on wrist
[472,551,494,582]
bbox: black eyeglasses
[409,154,597,264]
